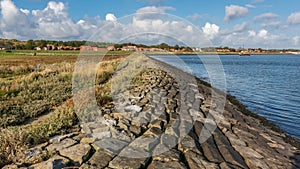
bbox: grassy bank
[0,53,126,167]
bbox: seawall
[4,54,300,169]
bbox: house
[149,48,163,52]
[136,47,150,51]
[46,45,55,50]
[80,46,107,51]
[107,45,115,51]
[80,46,93,51]
[96,47,107,52]
[122,46,137,51]
[36,47,42,51]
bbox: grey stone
[46,138,77,152]
[29,155,69,169]
[161,134,178,148]
[59,144,91,164]
[225,131,247,147]
[86,149,115,169]
[93,139,128,154]
[49,133,76,144]
[244,158,269,169]
[219,162,243,169]
[109,155,150,169]
[92,126,110,133]
[200,136,224,163]
[152,149,181,162]
[183,150,219,169]
[213,129,247,168]
[91,131,111,140]
[178,134,197,152]
[129,125,141,135]
[235,146,264,159]
[129,134,159,151]
[147,160,187,169]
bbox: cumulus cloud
[252,0,265,3]
[261,21,281,28]
[32,1,80,39]
[254,13,278,22]
[258,29,268,38]
[0,0,35,38]
[143,0,166,4]
[0,0,297,48]
[293,36,299,46]
[202,22,219,40]
[135,6,174,21]
[187,13,207,21]
[245,4,256,8]
[220,22,249,36]
[20,8,30,15]
[287,12,300,24]
[224,5,249,22]
[106,13,117,21]
[248,30,256,37]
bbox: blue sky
[1,0,300,48]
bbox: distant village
[32,44,300,54]
[1,38,300,54]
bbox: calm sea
[152,54,300,140]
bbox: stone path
[4,55,300,169]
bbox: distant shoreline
[145,51,296,55]
[148,55,300,149]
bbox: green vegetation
[0,53,126,167]
[0,38,113,50]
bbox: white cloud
[0,0,298,49]
[31,1,80,39]
[20,8,30,15]
[245,4,256,8]
[106,13,117,21]
[0,0,35,38]
[187,13,207,21]
[293,36,299,46]
[202,22,219,40]
[287,12,300,24]
[254,13,278,21]
[252,0,265,3]
[224,5,249,22]
[258,29,268,38]
[261,21,281,28]
[220,22,249,36]
[135,6,174,21]
[248,30,256,37]
[143,0,166,4]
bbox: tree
[159,43,169,49]
[25,40,35,50]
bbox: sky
[0,0,300,49]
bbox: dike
[4,55,300,169]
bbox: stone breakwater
[4,55,300,169]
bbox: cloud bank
[224,5,249,22]
[0,0,299,48]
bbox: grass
[0,52,127,167]
[0,100,77,166]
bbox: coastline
[3,54,299,168]
[144,51,295,55]
[148,55,300,148]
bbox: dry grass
[0,100,77,167]
[0,54,126,167]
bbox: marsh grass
[0,55,125,167]
[0,100,77,166]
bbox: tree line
[0,39,113,50]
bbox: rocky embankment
[4,55,300,169]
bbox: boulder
[59,144,91,165]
